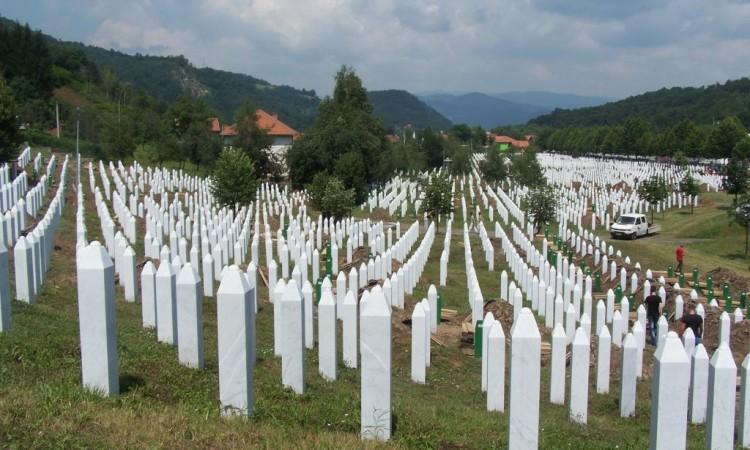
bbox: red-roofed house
[493,134,531,151]
[220,124,237,141]
[208,117,221,133]
[209,110,300,177]
[255,109,300,147]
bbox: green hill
[368,89,451,131]
[530,77,750,129]
[61,45,320,130]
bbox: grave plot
[2,150,750,448]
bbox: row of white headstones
[75,158,467,441]
[0,153,68,333]
[18,152,746,447]
[458,153,750,448]
[374,162,739,447]
[1,152,58,249]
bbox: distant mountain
[491,91,614,111]
[420,92,549,128]
[529,78,750,128]
[368,90,452,131]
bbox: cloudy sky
[3,0,750,99]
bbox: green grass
[593,192,750,277]
[0,159,732,448]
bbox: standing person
[675,244,685,274]
[644,287,663,346]
[679,303,703,346]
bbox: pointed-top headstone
[361,286,391,441]
[649,331,689,450]
[216,265,254,417]
[76,241,118,396]
[508,308,541,449]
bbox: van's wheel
[630,233,637,240]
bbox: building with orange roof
[220,124,237,139]
[210,110,299,148]
[208,117,221,133]
[493,134,531,151]
[254,109,300,146]
[209,109,300,177]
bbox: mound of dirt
[340,246,369,273]
[706,267,750,301]
[698,307,750,367]
[369,208,391,222]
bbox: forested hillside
[66,44,320,130]
[368,90,451,131]
[530,78,750,129]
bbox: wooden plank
[431,336,446,347]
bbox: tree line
[534,116,749,159]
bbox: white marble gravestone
[569,327,590,424]
[486,320,505,413]
[411,302,427,384]
[217,265,255,417]
[596,326,611,394]
[76,241,118,396]
[649,332,689,450]
[176,264,204,369]
[318,287,337,381]
[508,308,541,450]
[706,342,736,449]
[156,259,177,345]
[360,287,391,441]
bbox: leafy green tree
[307,171,331,211]
[234,99,273,177]
[673,151,688,168]
[446,140,471,175]
[621,117,650,155]
[210,148,259,208]
[319,177,355,220]
[471,125,487,148]
[376,141,426,179]
[523,184,558,233]
[510,150,545,187]
[287,66,387,201]
[602,126,624,153]
[679,172,700,213]
[671,120,706,157]
[637,176,669,223]
[733,136,750,160]
[421,127,445,168]
[164,96,221,170]
[729,195,750,255]
[334,151,368,201]
[480,149,508,184]
[420,171,454,231]
[133,143,160,166]
[101,111,136,160]
[723,157,749,202]
[708,116,747,158]
[448,124,472,143]
[0,75,22,163]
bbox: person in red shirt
[675,244,685,273]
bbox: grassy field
[0,157,739,448]
[593,192,750,277]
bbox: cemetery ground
[0,150,748,448]
[590,191,750,277]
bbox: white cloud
[7,0,750,98]
[91,19,195,55]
